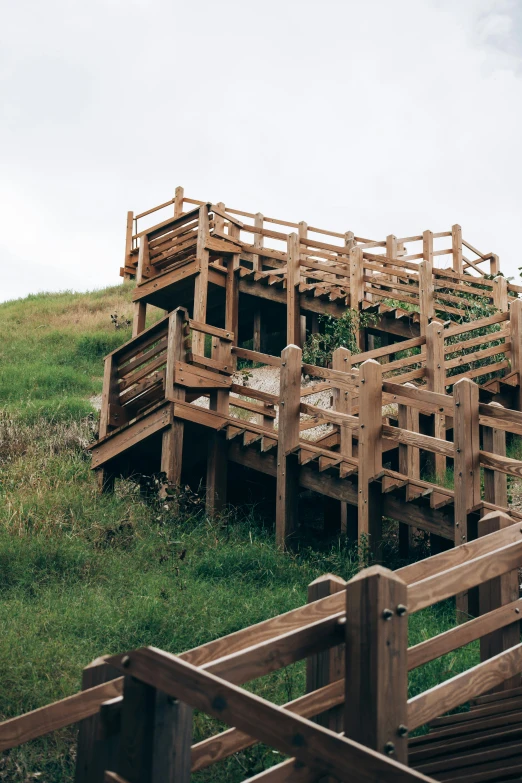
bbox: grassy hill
[0,286,477,782]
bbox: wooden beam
[451,224,462,274]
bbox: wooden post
[132,235,150,337]
[398,383,420,558]
[226,220,240,368]
[478,510,521,691]
[174,186,184,219]
[358,360,383,561]
[252,212,264,272]
[287,233,301,347]
[419,261,434,336]
[451,224,462,274]
[74,657,121,783]
[276,344,301,547]
[117,675,192,783]
[490,253,500,276]
[344,230,354,251]
[206,337,230,516]
[453,377,480,618]
[349,246,365,351]
[306,575,346,752]
[386,234,398,289]
[344,566,409,764]
[349,246,364,310]
[162,309,188,496]
[331,347,353,537]
[510,298,522,411]
[425,321,446,481]
[123,211,134,281]
[493,275,508,312]
[192,205,211,356]
[483,403,508,509]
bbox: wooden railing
[122,188,522,341]
[96,305,522,550]
[3,508,522,781]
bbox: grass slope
[0,287,480,782]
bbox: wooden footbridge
[3,508,522,782]
[92,188,522,564]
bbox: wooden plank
[407,538,522,613]
[480,450,522,479]
[232,346,282,367]
[408,599,522,671]
[0,676,123,753]
[188,319,234,341]
[91,406,172,468]
[445,311,509,337]
[191,680,345,773]
[345,566,409,764]
[408,644,522,731]
[107,647,432,782]
[354,336,426,365]
[174,361,232,389]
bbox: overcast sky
[1,0,522,302]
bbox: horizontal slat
[408,599,522,670]
[445,311,509,337]
[188,320,234,341]
[407,539,522,613]
[232,347,282,367]
[408,644,522,731]
[480,450,522,479]
[0,678,123,751]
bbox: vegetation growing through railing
[302,309,377,365]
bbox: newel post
[116,674,192,783]
[287,233,302,347]
[276,344,301,547]
[344,566,409,764]
[193,204,211,356]
[306,574,346,734]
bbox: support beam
[206,337,230,516]
[276,344,301,547]
[483,403,508,509]
[398,383,420,558]
[511,298,522,411]
[454,377,480,618]
[425,321,446,482]
[162,308,188,495]
[332,347,353,537]
[358,360,383,561]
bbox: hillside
[0,286,479,782]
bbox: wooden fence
[2,508,521,782]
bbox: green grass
[0,286,487,781]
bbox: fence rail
[3,508,522,781]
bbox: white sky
[1,0,522,302]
